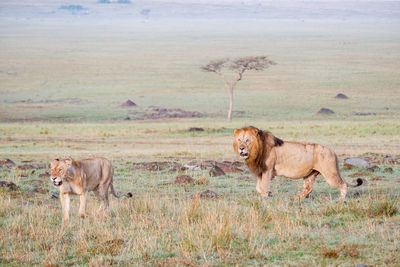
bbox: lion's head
[50,158,73,187]
[234,126,284,176]
[233,126,264,161]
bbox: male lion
[50,157,132,222]
[234,126,362,200]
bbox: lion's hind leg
[318,169,348,200]
[296,170,319,199]
[96,183,111,211]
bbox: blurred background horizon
[1,0,399,122]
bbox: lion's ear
[234,129,241,136]
[250,127,259,136]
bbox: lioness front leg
[60,192,70,223]
[79,191,89,218]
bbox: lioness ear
[51,159,59,168]
[64,157,73,166]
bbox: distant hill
[1,0,399,20]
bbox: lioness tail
[347,178,363,188]
[110,183,132,198]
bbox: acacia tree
[201,56,276,122]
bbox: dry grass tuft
[322,195,399,218]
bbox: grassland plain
[1,19,400,121]
[0,15,400,266]
[0,119,399,266]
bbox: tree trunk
[227,86,234,122]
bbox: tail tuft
[356,178,363,186]
[127,192,133,198]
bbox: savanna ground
[1,14,400,266]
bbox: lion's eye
[238,139,241,142]
[245,139,249,143]
[58,170,62,174]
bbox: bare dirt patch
[174,175,194,184]
[129,107,204,120]
[121,100,137,107]
[317,108,335,115]
[335,93,348,99]
[0,158,16,168]
[0,181,18,191]
[352,112,377,116]
[131,160,244,173]
[363,153,399,165]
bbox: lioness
[234,126,362,200]
[50,157,132,222]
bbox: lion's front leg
[60,192,70,223]
[256,170,274,199]
[79,191,88,218]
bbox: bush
[59,5,86,11]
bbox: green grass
[0,156,399,265]
[0,121,399,265]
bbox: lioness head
[233,127,263,160]
[50,158,73,187]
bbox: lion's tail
[110,183,132,199]
[347,178,363,188]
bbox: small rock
[383,167,393,173]
[335,93,348,99]
[344,158,371,168]
[209,165,225,177]
[215,162,243,173]
[366,165,379,172]
[124,116,131,120]
[317,108,335,115]
[188,127,204,132]
[0,181,18,191]
[182,164,202,171]
[174,175,194,184]
[23,201,35,206]
[121,100,136,107]
[383,155,395,164]
[0,158,16,168]
[190,190,219,199]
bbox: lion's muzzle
[239,152,249,159]
[239,145,249,159]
